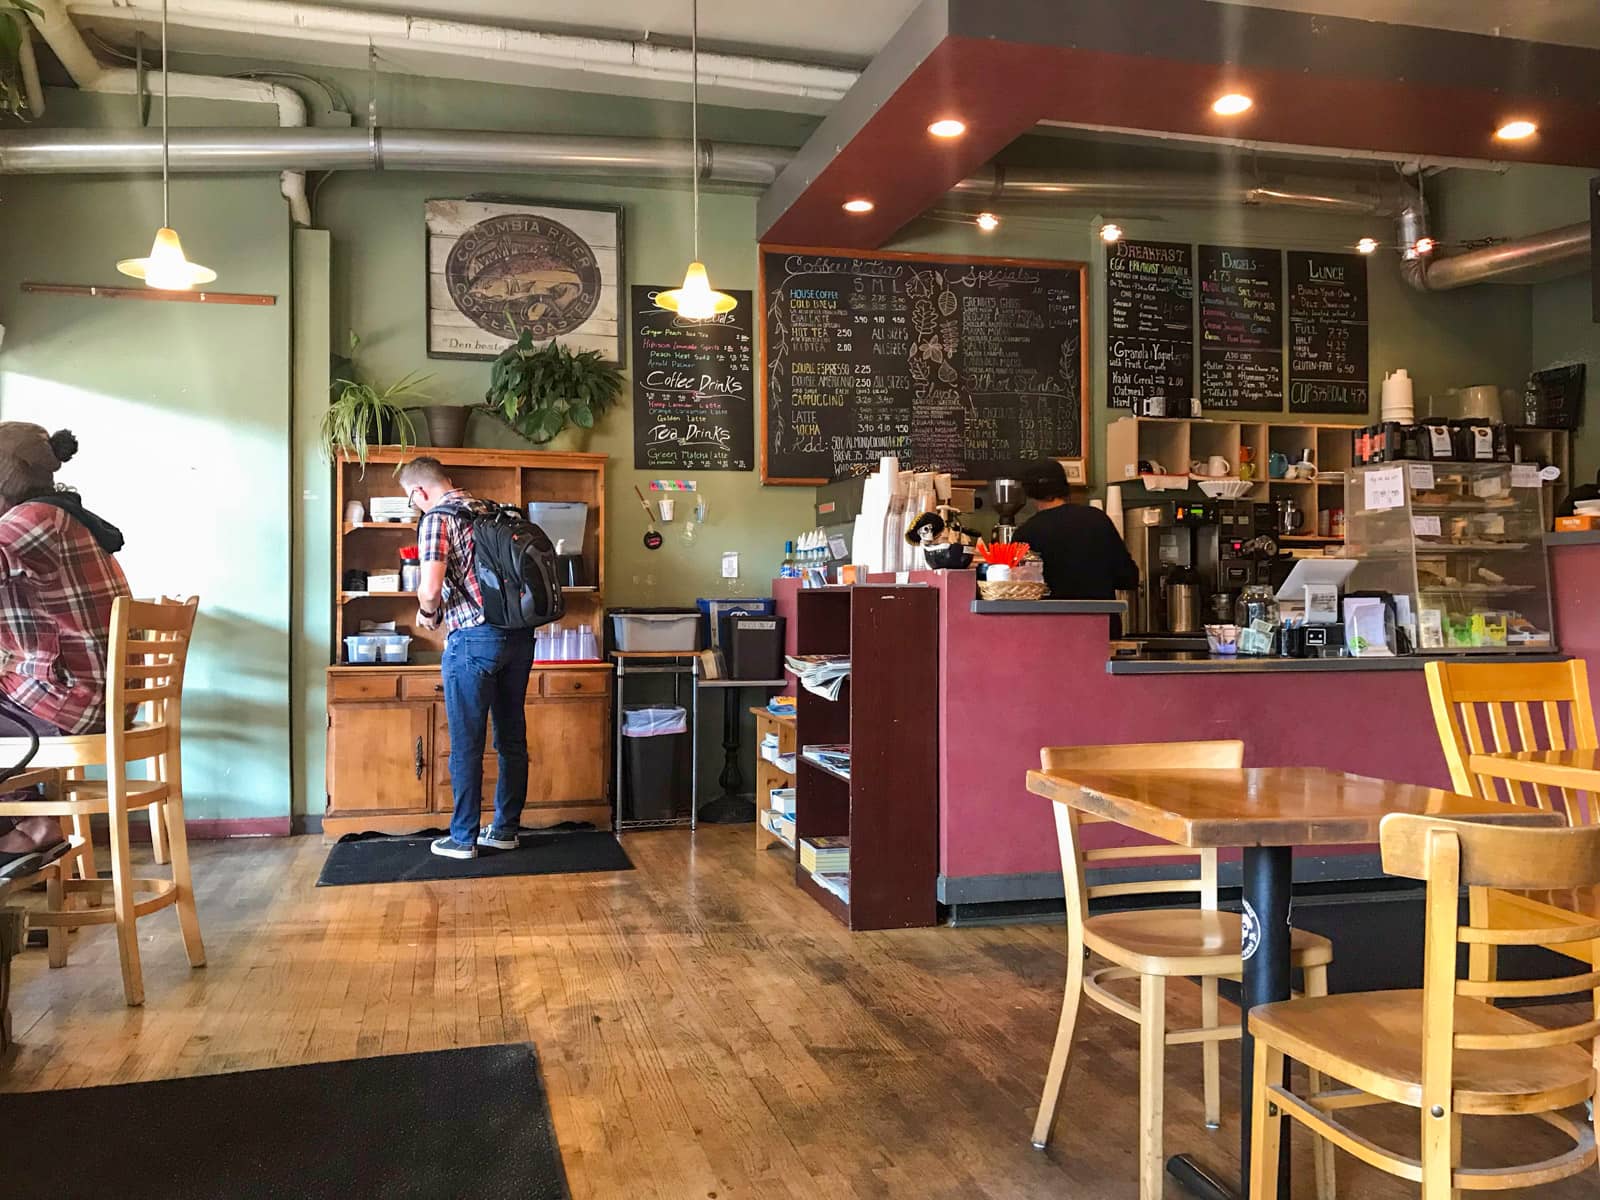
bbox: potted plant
[484,331,623,445]
[320,336,430,471]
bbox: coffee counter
[1107,651,1565,675]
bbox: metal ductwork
[1399,195,1591,290]
[0,127,1414,217]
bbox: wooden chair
[1248,813,1600,1199]
[1425,658,1598,822]
[1033,741,1335,1200]
[0,596,204,1006]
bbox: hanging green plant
[483,330,623,446]
[319,334,430,471]
[0,2,42,122]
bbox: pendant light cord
[690,0,699,263]
[161,0,169,229]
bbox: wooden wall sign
[759,245,1088,485]
[424,197,624,363]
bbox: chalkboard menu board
[1523,362,1585,430]
[1105,239,1194,409]
[1287,251,1369,414]
[631,285,755,471]
[759,246,1087,483]
[1199,244,1284,411]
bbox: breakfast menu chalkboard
[1105,239,1194,409]
[1199,244,1284,411]
[631,285,755,471]
[1287,251,1370,414]
[759,246,1088,483]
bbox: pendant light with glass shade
[655,0,735,320]
[116,0,217,290]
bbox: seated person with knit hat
[0,424,130,881]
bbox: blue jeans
[441,625,535,845]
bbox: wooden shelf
[800,751,852,783]
[340,587,598,603]
[342,521,418,533]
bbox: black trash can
[621,706,691,821]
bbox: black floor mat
[317,827,633,887]
[0,1044,570,1200]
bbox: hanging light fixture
[656,0,734,320]
[116,0,216,290]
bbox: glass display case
[1344,462,1554,653]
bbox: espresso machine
[990,477,1026,543]
[1124,499,1281,637]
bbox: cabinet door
[328,704,431,813]
[527,697,609,807]
[431,704,501,812]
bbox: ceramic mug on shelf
[1268,451,1290,479]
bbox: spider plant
[320,336,430,471]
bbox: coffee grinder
[990,478,1026,543]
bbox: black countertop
[970,599,1127,615]
[1546,530,1600,547]
[1107,651,1566,675]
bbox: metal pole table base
[1167,845,1295,1200]
[698,689,755,825]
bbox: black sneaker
[429,836,477,860]
[0,838,70,882]
[476,826,519,851]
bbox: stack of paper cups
[1104,483,1125,537]
[1381,368,1415,423]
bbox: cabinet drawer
[541,671,609,698]
[329,674,400,702]
[401,675,446,701]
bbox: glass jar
[1235,584,1279,655]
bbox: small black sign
[1199,244,1284,411]
[630,285,755,471]
[1287,251,1370,415]
[1105,239,1195,410]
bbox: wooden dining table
[1025,764,1565,1200]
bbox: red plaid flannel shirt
[417,490,486,634]
[0,501,130,735]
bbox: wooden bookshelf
[753,706,797,852]
[791,586,939,930]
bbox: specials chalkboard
[759,246,1088,483]
[631,285,755,471]
[1105,239,1194,409]
[1287,251,1370,414]
[1199,244,1284,411]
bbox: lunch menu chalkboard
[759,246,1088,483]
[1199,244,1284,411]
[1287,251,1370,415]
[631,285,755,471]
[1105,239,1194,410]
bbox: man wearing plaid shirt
[400,456,536,861]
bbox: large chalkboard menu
[1287,251,1369,414]
[759,246,1087,483]
[631,285,755,471]
[1105,239,1194,409]
[1199,244,1284,411]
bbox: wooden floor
[3,827,1594,1198]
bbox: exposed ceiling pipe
[27,0,312,224]
[1397,194,1591,290]
[65,0,858,103]
[0,127,1417,220]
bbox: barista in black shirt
[1012,459,1139,602]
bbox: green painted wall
[0,91,292,822]
[6,70,1592,824]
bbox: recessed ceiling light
[1212,93,1253,116]
[1356,237,1378,255]
[928,118,967,138]
[1495,119,1537,141]
[1099,223,1123,243]
[842,198,875,214]
[975,212,1000,232]
[1413,237,1436,256]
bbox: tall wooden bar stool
[1248,813,1600,1199]
[1033,741,1335,1200]
[0,596,204,1006]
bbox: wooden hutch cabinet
[323,447,611,839]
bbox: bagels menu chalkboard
[760,246,1087,482]
[1105,239,1194,409]
[1287,251,1370,414]
[631,285,755,471]
[1199,244,1284,411]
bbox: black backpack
[442,502,565,630]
